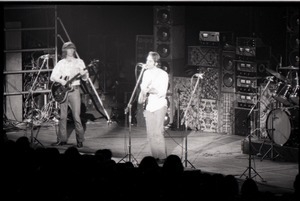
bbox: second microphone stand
[181,73,202,168]
[239,77,273,181]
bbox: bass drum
[266,108,299,147]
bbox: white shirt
[140,67,169,112]
[50,58,87,86]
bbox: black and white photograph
[2,1,299,201]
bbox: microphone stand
[28,57,48,148]
[177,89,182,130]
[118,64,146,165]
[181,74,202,168]
[239,77,273,181]
[87,77,112,124]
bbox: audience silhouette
[1,135,298,201]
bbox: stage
[5,117,299,195]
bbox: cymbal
[279,66,299,70]
[265,68,286,81]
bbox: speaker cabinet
[234,108,250,136]
[154,25,185,61]
[154,6,185,25]
[221,51,236,93]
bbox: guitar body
[138,91,149,110]
[51,82,74,103]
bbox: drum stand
[240,77,272,181]
[259,106,280,161]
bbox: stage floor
[5,118,299,195]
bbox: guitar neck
[65,67,87,85]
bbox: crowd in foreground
[1,133,299,201]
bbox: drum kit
[260,65,299,150]
[266,66,299,106]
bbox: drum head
[266,109,291,146]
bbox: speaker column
[153,6,185,125]
[234,37,258,136]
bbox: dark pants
[57,86,84,143]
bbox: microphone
[265,76,274,81]
[194,73,204,79]
[40,54,50,59]
[137,63,148,69]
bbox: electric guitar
[51,68,87,103]
[51,59,100,103]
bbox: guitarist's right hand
[60,80,67,86]
[138,91,145,104]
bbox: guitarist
[50,41,89,148]
[138,51,169,164]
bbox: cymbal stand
[240,77,272,181]
[176,89,183,130]
[260,108,280,161]
[118,64,146,166]
[290,71,299,104]
[258,78,281,161]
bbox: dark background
[2,2,295,96]
[56,5,287,60]
[56,4,288,80]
